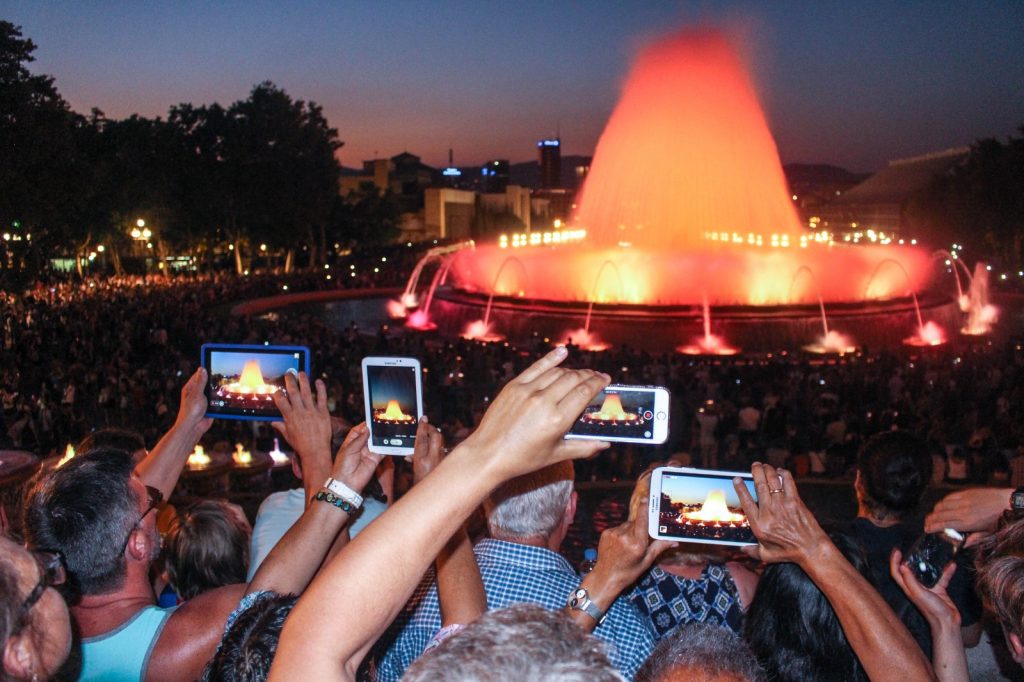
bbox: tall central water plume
[576,30,802,251]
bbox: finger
[272,388,293,417]
[298,372,314,410]
[515,346,569,385]
[282,372,300,408]
[553,438,611,462]
[964,531,990,549]
[315,379,328,414]
[749,462,775,507]
[733,477,759,526]
[187,367,207,392]
[554,371,611,416]
[889,549,908,590]
[270,421,288,439]
[646,540,677,564]
[935,560,958,591]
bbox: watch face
[1012,490,1024,509]
[574,588,587,600]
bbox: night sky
[4,1,1022,172]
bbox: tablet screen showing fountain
[657,470,757,545]
[203,344,310,421]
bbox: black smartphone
[904,528,965,588]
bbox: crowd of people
[1,249,1023,681]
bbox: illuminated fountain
[402,29,961,351]
[232,443,253,466]
[373,400,415,424]
[268,438,290,466]
[681,489,747,526]
[961,263,999,336]
[218,361,276,399]
[580,393,639,425]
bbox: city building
[815,147,968,235]
[538,138,561,189]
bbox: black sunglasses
[119,484,164,555]
[18,550,67,625]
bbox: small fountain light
[232,443,253,466]
[677,334,739,356]
[904,321,947,347]
[406,309,437,331]
[462,320,504,342]
[57,444,75,468]
[188,444,211,469]
[387,299,408,319]
[804,330,858,355]
[268,438,289,466]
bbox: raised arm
[565,470,675,633]
[890,551,969,682]
[249,373,381,596]
[924,487,1015,535]
[271,371,335,506]
[269,346,611,681]
[734,463,934,682]
[411,420,487,628]
[135,368,212,498]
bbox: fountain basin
[430,286,959,353]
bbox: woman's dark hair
[76,428,146,457]
[744,531,871,682]
[202,593,297,681]
[857,431,931,517]
[165,500,250,600]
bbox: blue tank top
[79,605,175,681]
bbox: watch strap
[324,477,363,508]
[568,588,607,625]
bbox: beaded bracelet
[314,490,359,514]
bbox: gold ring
[769,488,785,495]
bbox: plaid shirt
[373,539,654,681]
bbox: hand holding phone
[362,357,424,455]
[566,384,670,445]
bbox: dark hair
[76,428,146,457]
[744,531,871,682]
[23,448,138,597]
[856,431,932,517]
[202,593,297,681]
[165,500,250,600]
[637,622,764,681]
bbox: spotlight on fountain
[677,333,740,356]
[387,299,408,319]
[904,320,947,347]
[462,320,504,342]
[961,262,999,336]
[804,330,858,355]
[561,328,611,352]
[406,309,437,331]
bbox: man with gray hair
[635,622,764,682]
[375,461,654,680]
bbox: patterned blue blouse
[628,563,744,638]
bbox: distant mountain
[783,163,869,186]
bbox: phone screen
[366,364,420,450]
[567,386,665,442]
[203,345,308,421]
[654,469,757,545]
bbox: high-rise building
[537,138,561,189]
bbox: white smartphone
[648,466,758,546]
[564,384,670,445]
[361,356,424,456]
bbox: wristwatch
[567,587,607,625]
[1011,487,1024,513]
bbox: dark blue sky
[4,1,1022,172]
